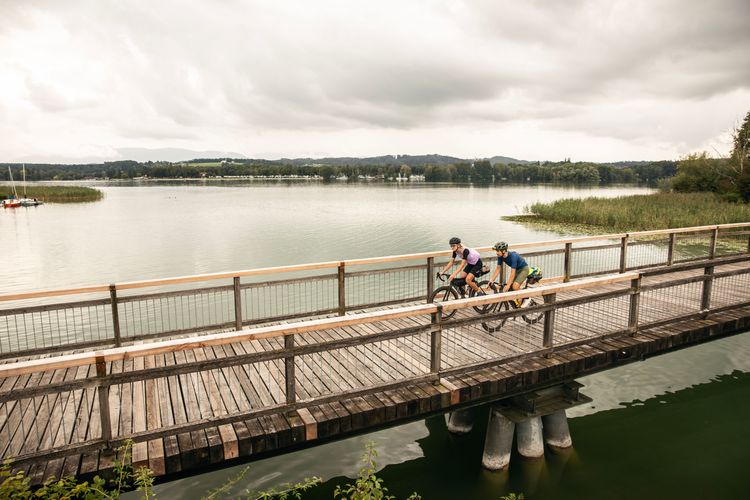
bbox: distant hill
[117,148,247,162]
[277,154,466,167]
[487,155,532,165]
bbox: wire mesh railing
[2,258,750,469]
[1,224,749,359]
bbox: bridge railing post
[628,276,642,335]
[709,227,718,260]
[96,356,113,446]
[233,276,243,331]
[667,233,676,265]
[701,264,714,316]
[563,243,572,282]
[430,305,442,375]
[619,236,629,273]
[285,334,296,405]
[542,293,556,355]
[109,284,121,347]
[427,257,434,300]
[338,262,346,316]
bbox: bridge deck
[3,259,750,484]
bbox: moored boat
[2,198,21,208]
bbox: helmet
[449,237,461,245]
[492,241,508,252]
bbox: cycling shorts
[463,259,483,277]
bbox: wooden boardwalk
[1,256,749,484]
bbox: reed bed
[518,192,750,231]
[1,185,103,203]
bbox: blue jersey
[498,251,527,270]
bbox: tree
[473,160,493,183]
[731,110,750,174]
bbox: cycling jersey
[497,251,527,270]
[454,247,481,265]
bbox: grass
[507,192,750,232]
[1,185,103,203]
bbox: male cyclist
[439,237,484,295]
[490,241,530,304]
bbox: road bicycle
[477,273,545,333]
[428,269,490,320]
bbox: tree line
[1,159,677,186]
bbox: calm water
[3,181,749,499]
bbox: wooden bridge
[2,224,750,484]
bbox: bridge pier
[481,405,515,470]
[542,410,572,451]
[517,416,545,460]
[447,407,476,434]
[479,381,586,471]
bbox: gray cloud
[0,0,748,162]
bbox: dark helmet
[449,237,461,245]
[493,241,508,252]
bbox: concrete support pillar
[447,407,475,434]
[516,416,544,459]
[542,410,572,451]
[482,406,515,470]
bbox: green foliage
[671,153,731,193]
[473,160,494,183]
[731,111,750,174]
[500,494,524,500]
[333,442,419,500]
[524,192,750,231]
[246,475,322,499]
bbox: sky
[0,0,749,164]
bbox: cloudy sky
[1,0,749,163]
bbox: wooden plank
[154,354,180,474]
[297,408,317,441]
[131,355,148,469]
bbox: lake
[3,181,749,499]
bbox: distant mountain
[117,148,247,162]
[487,155,532,165]
[276,154,466,167]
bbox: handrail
[1,223,747,302]
[0,273,637,378]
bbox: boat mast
[8,167,18,199]
[22,164,26,198]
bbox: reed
[516,192,750,231]
[1,185,103,203]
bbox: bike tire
[521,298,544,325]
[482,300,510,333]
[469,280,495,314]
[429,286,459,320]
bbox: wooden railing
[0,223,749,358]
[1,252,750,466]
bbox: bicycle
[428,269,490,320]
[477,273,545,333]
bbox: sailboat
[18,165,42,207]
[2,166,42,208]
[2,167,21,208]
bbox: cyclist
[439,237,484,295]
[490,241,530,304]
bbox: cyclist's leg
[466,272,483,293]
[511,266,530,291]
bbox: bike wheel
[482,300,510,333]
[521,298,544,325]
[469,280,494,314]
[429,286,459,320]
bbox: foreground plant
[334,442,419,500]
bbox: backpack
[527,266,543,285]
